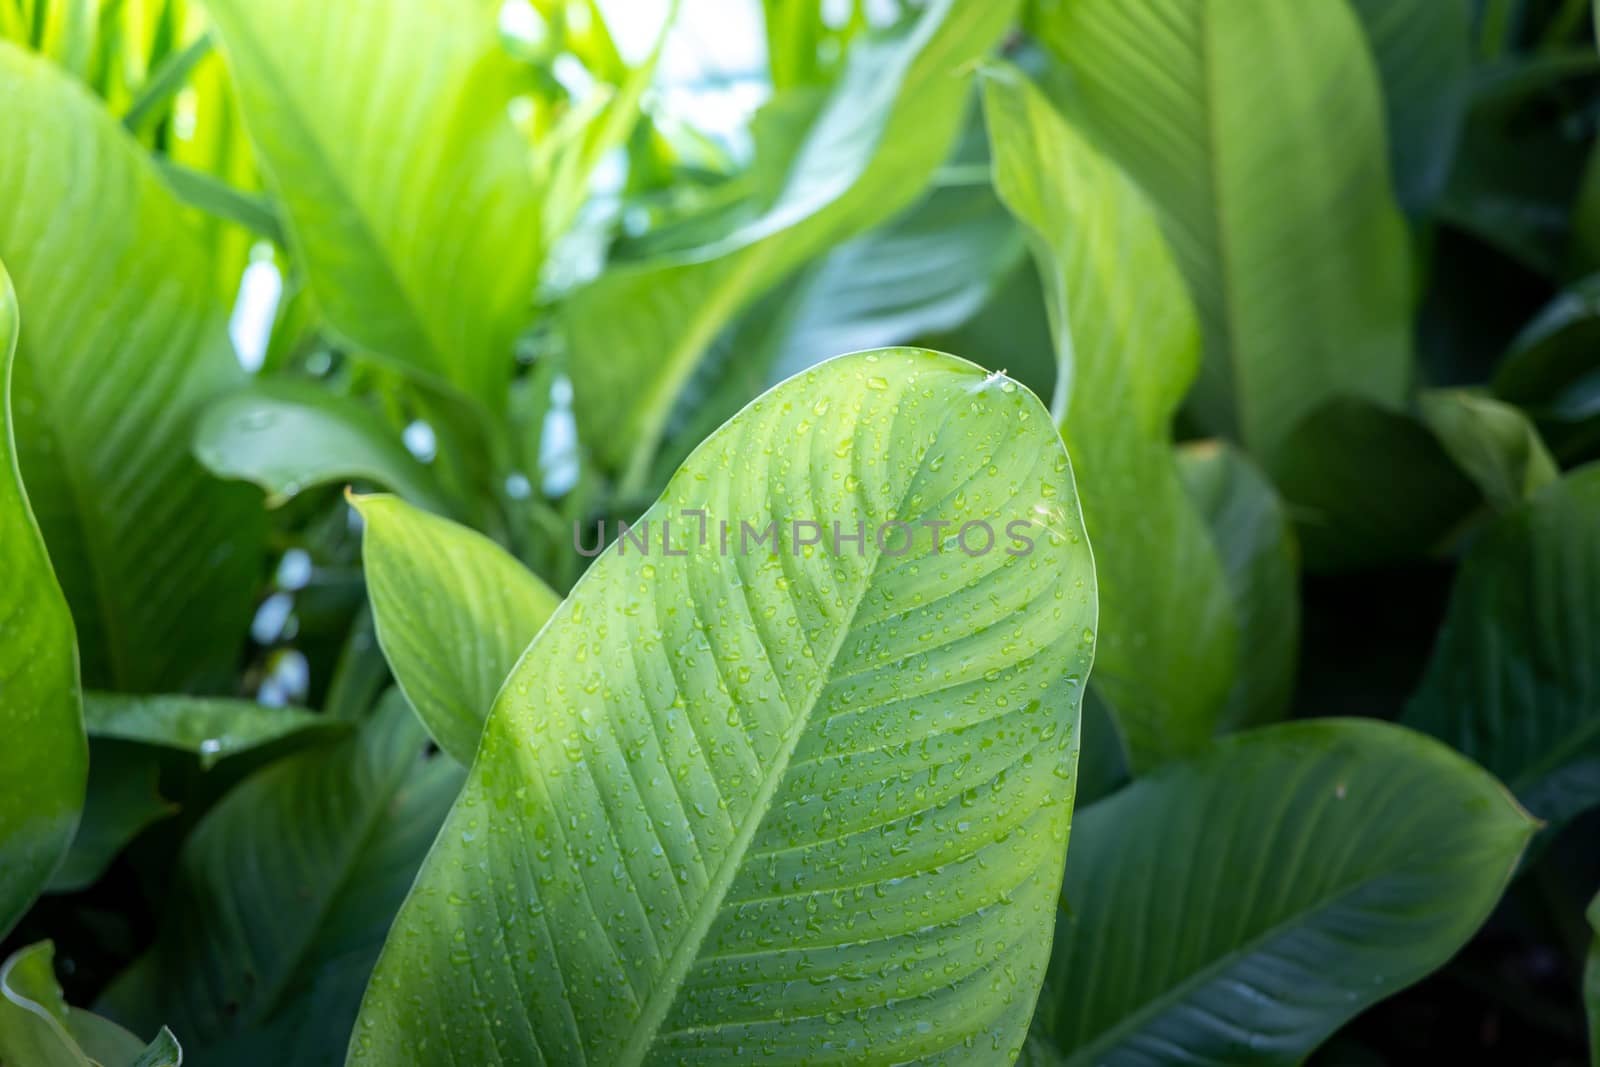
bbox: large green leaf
[99,693,462,1067]
[566,0,1017,490]
[350,349,1097,1064]
[0,942,181,1067]
[353,493,561,765]
[982,64,1234,768]
[193,381,452,512]
[1402,464,1600,823]
[0,43,263,692]
[1347,0,1472,214]
[1028,720,1534,1065]
[1177,441,1299,731]
[1030,0,1412,467]
[0,261,85,937]
[201,0,543,410]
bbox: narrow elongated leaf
[1029,720,1534,1066]
[1030,0,1412,466]
[0,43,263,691]
[566,0,1017,489]
[193,381,451,511]
[1348,0,1472,214]
[982,64,1234,768]
[202,0,543,409]
[353,493,561,765]
[0,259,85,936]
[99,694,462,1067]
[1402,465,1600,822]
[0,942,181,1067]
[351,349,1097,1065]
[83,693,345,770]
[1177,441,1300,730]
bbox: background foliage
[1,0,1599,1063]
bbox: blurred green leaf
[982,63,1234,769]
[1348,0,1473,214]
[204,0,545,411]
[47,744,174,894]
[1495,273,1600,463]
[351,350,1096,1064]
[566,0,1017,491]
[82,693,345,770]
[0,258,85,940]
[0,43,264,691]
[1402,464,1600,823]
[98,694,462,1066]
[1419,389,1558,510]
[1178,441,1300,731]
[353,493,561,765]
[1031,0,1413,468]
[1028,720,1535,1065]
[193,380,451,512]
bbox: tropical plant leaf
[201,0,544,410]
[1402,464,1600,823]
[353,493,561,765]
[982,63,1235,769]
[193,380,452,512]
[47,744,175,893]
[0,42,263,691]
[0,942,181,1067]
[1028,719,1534,1065]
[1348,0,1472,214]
[83,693,346,770]
[350,349,1097,1065]
[1494,273,1600,464]
[0,258,85,937]
[98,693,462,1067]
[1177,441,1300,731]
[1029,0,1413,467]
[1418,389,1558,511]
[565,0,1018,490]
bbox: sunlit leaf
[0,258,85,937]
[0,42,263,691]
[351,349,1097,1064]
[354,493,561,765]
[982,63,1235,768]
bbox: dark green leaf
[1402,465,1600,823]
[1029,720,1534,1065]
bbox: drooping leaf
[0,942,181,1067]
[1030,0,1413,468]
[1177,441,1300,731]
[1418,389,1558,511]
[98,693,462,1067]
[193,380,452,512]
[350,349,1097,1065]
[201,0,544,410]
[566,0,1018,490]
[982,63,1234,769]
[353,493,561,765]
[1348,0,1473,214]
[0,258,85,937]
[1028,720,1534,1065]
[1402,464,1600,823]
[0,42,263,691]
[82,693,346,770]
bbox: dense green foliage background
[1,0,1599,1063]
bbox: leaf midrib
[613,385,961,1066]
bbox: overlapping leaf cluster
[0,0,1598,1064]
